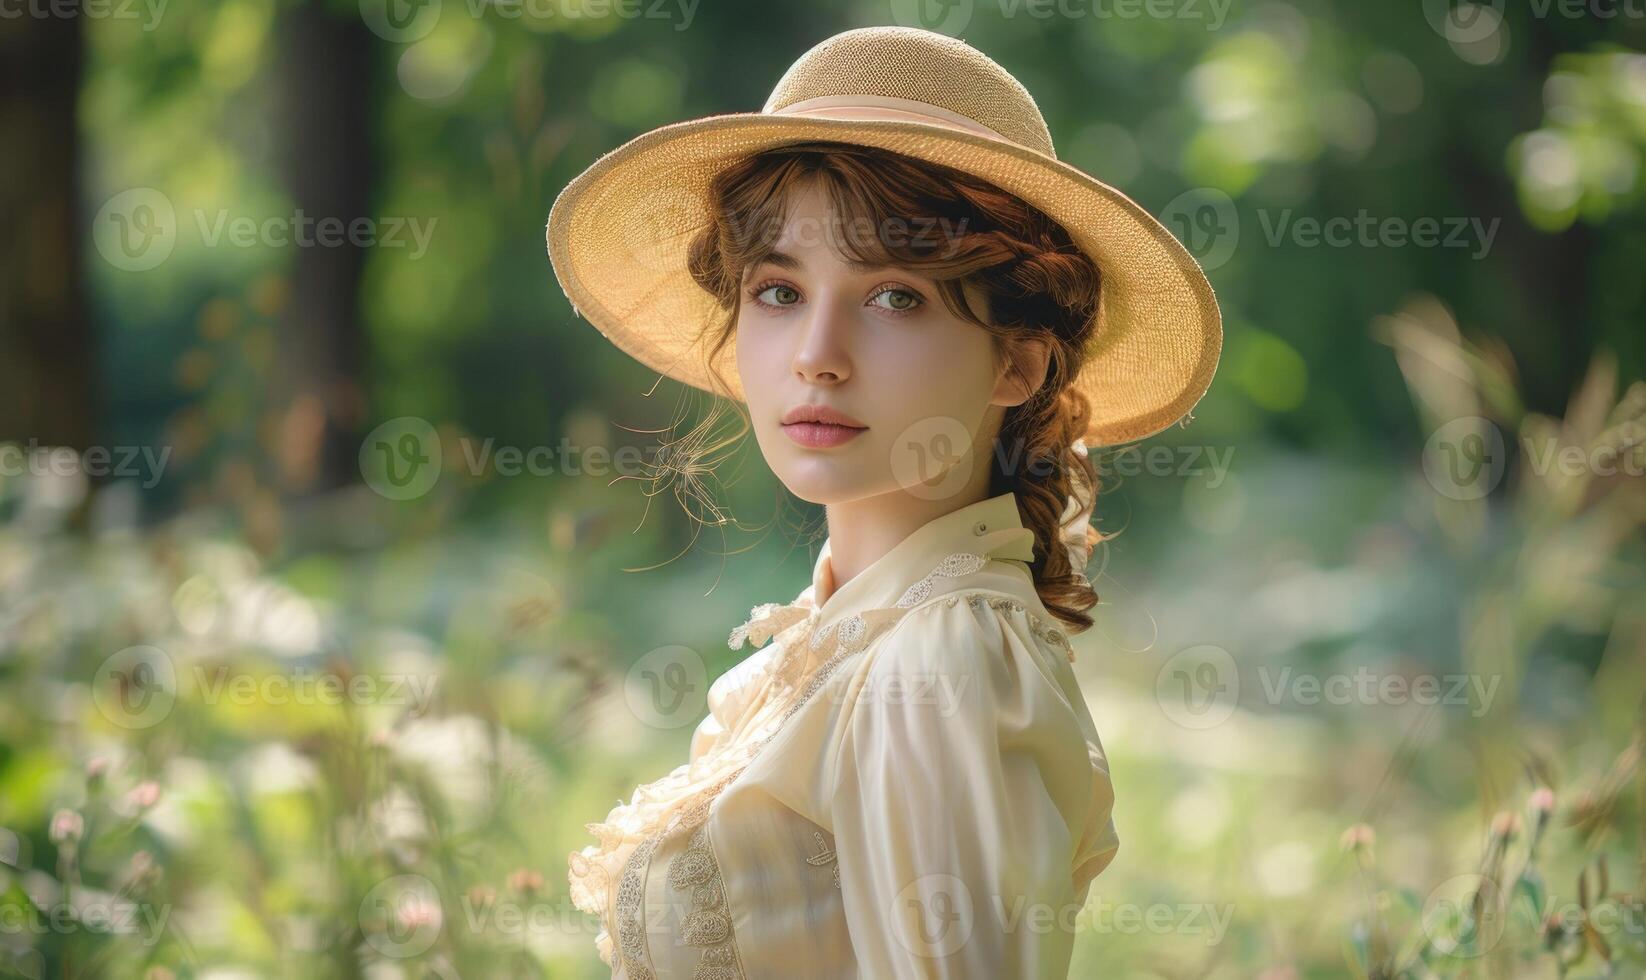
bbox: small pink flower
[1491,811,1522,839]
[125,780,161,811]
[85,756,110,780]
[1529,787,1555,814]
[397,896,441,931]
[128,850,162,888]
[49,809,84,845]
[508,868,545,895]
[1339,823,1375,851]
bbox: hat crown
[762,26,1056,158]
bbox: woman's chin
[775,461,885,507]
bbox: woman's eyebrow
[757,250,895,276]
[756,250,801,271]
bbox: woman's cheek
[735,317,780,399]
[884,339,993,424]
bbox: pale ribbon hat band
[769,93,1015,142]
[545,26,1223,449]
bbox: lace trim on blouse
[806,830,841,889]
[668,825,742,978]
[614,835,661,978]
[580,550,1075,976]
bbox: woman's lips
[781,421,867,448]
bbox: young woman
[547,25,1221,978]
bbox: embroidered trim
[805,830,840,889]
[895,552,988,608]
[955,591,1075,662]
[667,825,743,978]
[614,835,662,980]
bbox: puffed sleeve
[827,595,1115,979]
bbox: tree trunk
[0,12,93,449]
[272,0,374,493]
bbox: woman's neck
[820,481,995,604]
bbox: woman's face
[735,181,1034,507]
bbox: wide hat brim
[546,111,1221,448]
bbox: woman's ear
[992,336,1052,408]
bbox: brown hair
[674,140,1104,634]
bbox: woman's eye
[756,284,801,306]
[868,287,921,312]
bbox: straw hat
[545,25,1221,447]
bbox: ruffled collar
[729,491,1036,654]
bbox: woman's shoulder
[837,568,1083,737]
[872,558,1078,677]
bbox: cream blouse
[569,491,1120,978]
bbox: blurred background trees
[9,0,1643,519]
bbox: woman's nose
[792,299,854,385]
